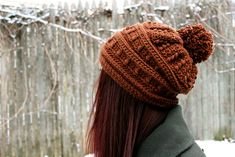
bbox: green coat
[136,105,206,157]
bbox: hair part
[86,70,169,157]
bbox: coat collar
[136,105,195,157]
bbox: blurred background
[0,0,235,156]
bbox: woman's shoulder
[136,105,206,157]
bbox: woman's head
[86,21,213,157]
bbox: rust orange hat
[99,21,213,109]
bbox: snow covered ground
[196,140,235,157]
[84,141,235,157]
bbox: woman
[86,21,213,157]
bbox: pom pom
[177,24,213,64]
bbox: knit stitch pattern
[100,21,213,109]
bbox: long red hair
[86,70,169,157]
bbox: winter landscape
[0,0,234,156]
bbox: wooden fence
[0,0,234,156]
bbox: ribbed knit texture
[100,21,213,109]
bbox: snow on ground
[196,140,235,157]
[84,141,235,157]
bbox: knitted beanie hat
[99,21,213,109]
